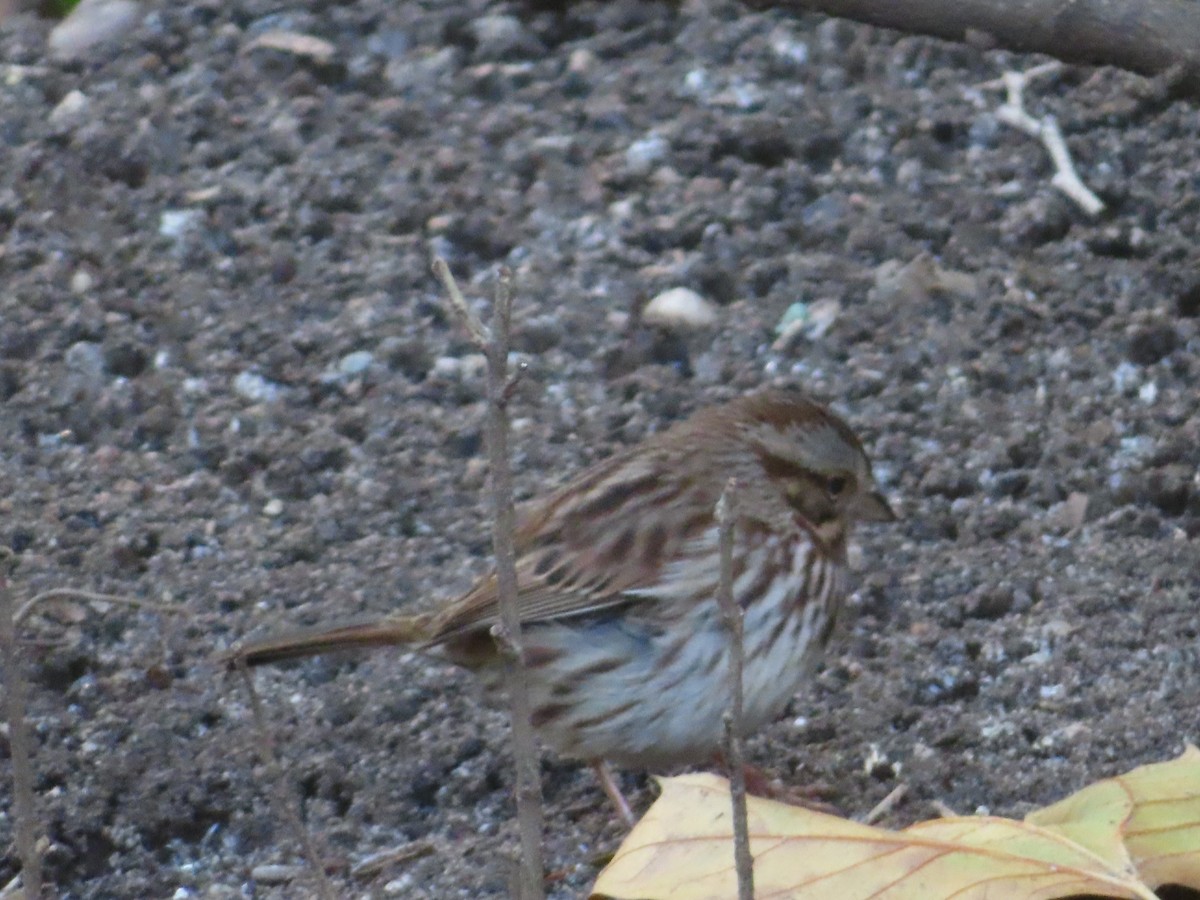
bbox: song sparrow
[226,389,894,819]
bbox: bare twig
[0,552,42,899]
[15,587,185,626]
[434,259,544,900]
[432,258,489,349]
[981,64,1105,216]
[862,783,909,826]
[350,841,435,879]
[931,799,959,818]
[233,663,338,900]
[715,482,754,900]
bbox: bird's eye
[827,475,848,498]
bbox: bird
[225,388,894,822]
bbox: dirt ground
[1,0,1198,896]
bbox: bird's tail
[223,613,436,669]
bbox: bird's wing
[428,447,720,641]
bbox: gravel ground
[1,0,1198,896]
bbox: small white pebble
[250,864,304,884]
[1110,361,1139,393]
[625,132,669,174]
[263,498,284,517]
[49,0,143,58]
[683,68,710,96]
[384,874,416,895]
[159,208,202,239]
[338,350,374,376]
[769,29,808,65]
[232,370,281,403]
[643,287,718,329]
[70,268,94,294]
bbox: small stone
[626,132,669,175]
[514,316,562,354]
[262,498,284,517]
[378,336,433,381]
[70,269,95,294]
[964,587,1014,620]
[1177,282,1200,318]
[470,14,542,61]
[232,371,281,403]
[801,193,849,235]
[338,350,374,376]
[65,342,105,378]
[1005,195,1072,246]
[1146,465,1190,517]
[49,90,90,129]
[245,30,337,65]
[1127,323,1178,366]
[643,287,718,330]
[567,48,596,75]
[384,874,416,895]
[49,0,144,59]
[815,18,856,53]
[250,864,304,884]
[103,340,149,378]
[159,209,202,240]
[1110,360,1140,394]
[385,47,458,91]
[768,27,808,67]
[367,28,410,61]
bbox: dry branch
[750,0,1200,95]
[15,587,184,625]
[0,556,42,900]
[971,63,1107,215]
[432,259,545,900]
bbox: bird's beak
[852,490,897,523]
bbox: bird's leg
[711,751,838,813]
[591,760,636,826]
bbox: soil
[1,0,1198,897]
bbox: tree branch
[750,0,1200,95]
[433,260,545,900]
[0,552,43,900]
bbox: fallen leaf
[1030,745,1200,891]
[592,773,1158,900]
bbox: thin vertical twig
[433,259,544,900]
[715,482,754,900]
[0,552,43,899]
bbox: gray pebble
[338,350,374,376]
[625,132,669,175]
[65,341,105,378]
[470,14,542,61]
[232,371,281,403]
[49,0,144,59]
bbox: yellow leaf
[591,773,1157,900]
[1028,744,1200,891]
